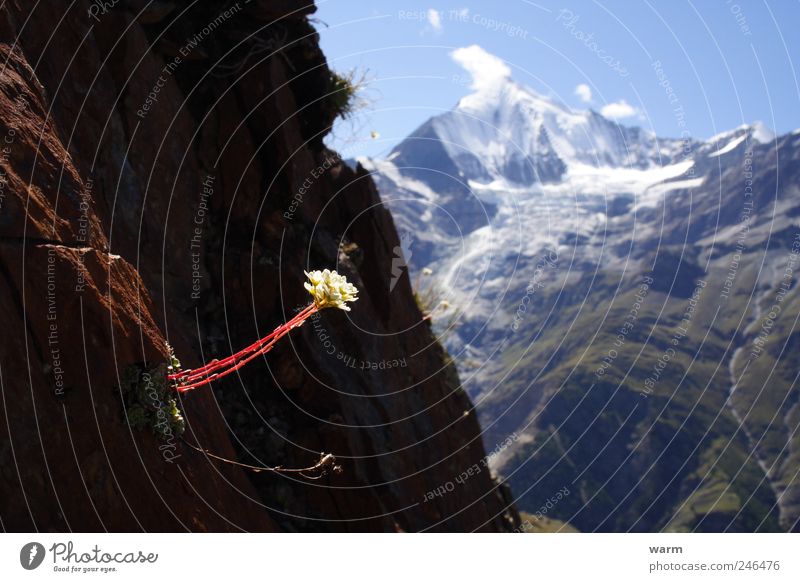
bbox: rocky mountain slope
[0,1,517,532]
[364,75,800,532]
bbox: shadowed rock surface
[0,1,518,532]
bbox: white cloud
[450,45,512,92]
[600,99,638,120]
[574,83,592,103]
[427,8,442,31]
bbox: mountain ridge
[363,73,800,532]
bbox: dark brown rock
[0,0,518,532]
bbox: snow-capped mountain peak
[387,79,688,194]
[708,121,776,146]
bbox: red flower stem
[183,304,315,381]
[177,325,292,392]
[182,329,286,385]
[177,329,286,392]
[173,307,312,384]
[168,304,316,381]
[172,304,319,392]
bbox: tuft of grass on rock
[327,69,365,120]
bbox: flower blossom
[304,269,359,311]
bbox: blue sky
[313,0,800,159]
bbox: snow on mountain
[705,121,776,158]
[383,78,689,193]
[708,121,776,146]
[359,72,789,373]
[708,134,748,157]
[358,76,708,283]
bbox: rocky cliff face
[0,0,517,532]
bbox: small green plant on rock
[121,359,185,441]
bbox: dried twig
[181,437,343,480]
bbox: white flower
[304,269,359,311]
